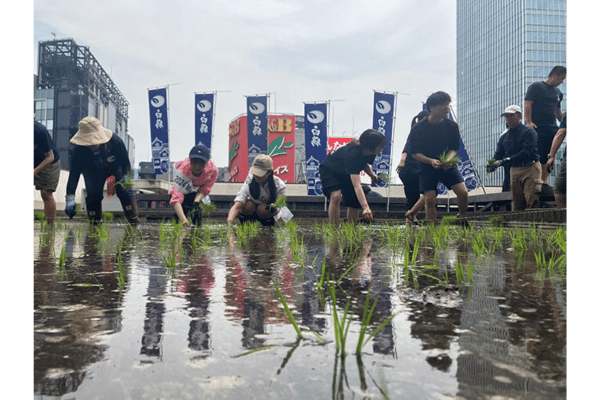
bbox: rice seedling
[102,212,114,222]
[377,172,391,185]
[485,158,497,172]
[272,279,303,339]
[328,281,352,358]
[455,258,474,285]
[355,289,397,355]
[439,151,461,167]
[163,235,181,269]
[508,227,527,254]
[471,232,488,256]
[235,221,260,246]
[488,215,505,228]
[34,211,46,221]
[271,195,288,210]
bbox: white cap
[501,105,522,116]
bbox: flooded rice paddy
[34,219,566,399]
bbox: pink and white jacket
[169,158,219,205]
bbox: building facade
[34,38,134,169]
[456,0,566,187]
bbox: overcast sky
[33,0,458,179]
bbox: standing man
[65,116,139,224]
[546,113,567,208]
[524,65,566,183]
[487,105,542,211]
[409,91,469,224]
[34,120,61,223]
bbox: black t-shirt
[525,81,563,127]
[409,118,460,160]
[320,144,376,176]
[34,120,60,167]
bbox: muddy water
[34,221,566,399]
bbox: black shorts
[419,165,464,193]
[535,125,558,164]
[319,165,361,209]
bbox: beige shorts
[34,160,61,192]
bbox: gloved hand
[65,195,76,219]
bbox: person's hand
[546,155,555,172]
[181,218,191,228]
[371,175,381,185]
[526,121,537,129]
[431,159,441,170]
[65,196,76,219]
[362,206,373,223]
[396,164,403,175]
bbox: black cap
[189,144,210,162]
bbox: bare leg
[423,190,438,223]
[40,189,56,223]
[405,195,426,224]
[451,182,469,219]
[328,190,342,225]
[346,207,360,223]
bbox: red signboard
[327,137,354,153]
[268,115,295,183]
[228,115,248,183]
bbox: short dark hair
[358,129,387,151]
[548,66,566,77]
[425,91,452,111]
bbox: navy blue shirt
[34,121,60,167]
[67,135,131,195]
[493,123,540,168]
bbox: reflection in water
[33,222,567,399]
[34,225,127,397]
[180,251,214,358]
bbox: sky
[32,0,458,181]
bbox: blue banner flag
[371,91,396,187]
[246,95,269,167]
[149,87,170,175]
[195,93,214,150]
[437,111,481,195]
[304,102,328,196]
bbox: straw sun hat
[70,116,113,146]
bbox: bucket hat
[249,154,273,177]
[70,116,113,146]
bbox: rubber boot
[123,201,140,225]
[87,209,102,225]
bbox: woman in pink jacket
[169,145,219,227]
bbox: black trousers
[83,170,135,217]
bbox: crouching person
[169,144,218,227]
[65,116,139,224]
[227,154,286,226]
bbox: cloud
[34,0,457,173]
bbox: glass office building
[456,0,566,187]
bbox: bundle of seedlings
[439,151,461,168]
